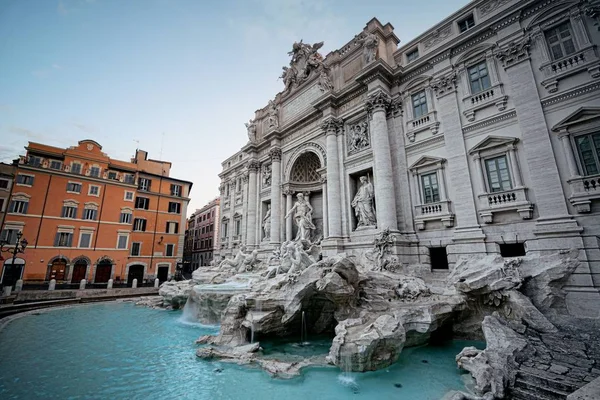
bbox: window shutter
[175,222,179,234]
[142,220,147,231]
[166,222,169,233]
[54,233,60,246]
[23,202,28,214]
[67,233,73,247]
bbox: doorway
[127,265,144,287]
[71,261,87,283]
[48,258,68,281]
[94,260,112,283]
[157,266,169,283]
[1,258,25,288]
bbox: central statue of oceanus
[285,193,316,242]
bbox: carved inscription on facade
[339,93,367,113]
[282,119,321,145]
[282,84,322,124]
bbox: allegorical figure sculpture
[267,100,279,130]
[352,175,377,229]
[245,119,257,143]
[262,204,271,241]
[262,164,272,187]
[285,193,315,242]
[357,32,378,64]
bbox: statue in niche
[262,204,271,241]
[267,100,279,130]
[285,193,316,242]
[356,32,379,64]
[262,164,272,187]
[245,119,257,143]
[348,121,370,154]
[352,175,377,229]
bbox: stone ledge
[567,376,600,400]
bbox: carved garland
[495,36,531,69]
[431,71,457,98]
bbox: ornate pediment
[409,155,446,172]
[468,135,518,155]
[551,107,600,132]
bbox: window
[108,171,118,180]
[235,220,241,236]
[0,179,8,189]
[500,243,526,257]
[50,160,62,170]
[485,155,512,192]
[430,247,449,270]
[166,244,175,257]
[90,166,100,177]
[412,90,428,118]
[120,212,132,224]
[9,200,28,214]
[0,198,4,212]
[67,182,82,193]
[171,184,182,197]
[421,173,440,204]
[222,222,228,238]
[135,197,149,210]
[458,15,475,33]
[133,218,147,232]
[88,185,100,196]
[406,49,419,63]
[79,232,92,248]
[131,242,141,256]
[71,163,82,175]
[124,174,135,184]
[166,221,179,234]
[55,232,73,247]
[62,205,77,218]
[468,62,491,94]
[202,227,205,234]
[575,132,600,176]
[117,234,128,249]
[225,184,230,197]
[0,229,20,245]
[138,178,151,191]
[17,175,34,186]
[83,208,97,221]
[124,191,134,201]
[168,202,181,214]
[545,22,576,61]
[27,155,42,166]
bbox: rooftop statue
[356,32,378,64]
[281,40,325,92]
[245,119,257,143]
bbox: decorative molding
[431,70,457,98]
[495,36,531,69]
[346,118,370,155]
[540,81,600,108]
[246,160,261,172]
[320,117,344,135]
[479,0,511,17]
[405,133,446,154]
[284,142,327,179]
[387,96,403,118]
[269,147,282,162]
[423,24,452,50]
[462,110,517,133]
[398,63,434,85]
[365,90,391,113]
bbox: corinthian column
[245,160,260,248]
[366,90,398,231]
[322,117,343,238]
[269,148,282,245]
[283,186,294,241]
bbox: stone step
[515,377,571,400]
[517,370,580,394]
[510,387,564,400]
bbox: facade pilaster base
[321,238,345,257]
[446,227,487,268]
[532,216,583,238]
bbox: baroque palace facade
[217,0,600,317]
[0,140,191,287]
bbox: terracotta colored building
[186,198,220,269]
[0,140,192,287]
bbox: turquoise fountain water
[0,302,482,400]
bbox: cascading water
[179,296,200,325]
[300,311,308,345]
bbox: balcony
[541,46,600,93]
[405,110,440,142]
[462,83,508,122]
[477,187,533,223]
[567,174,600,213]
[413,200,454,230]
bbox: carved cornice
[246,160,261,172]
[321,117,344,135]
[480,0,511,17]
[365,90,391,114]
[431,70,457,98]
[405,133,446,154]
[269,147,282,162]
[462,110,517,133]
[495,35,531,69]
[541,81,600,108]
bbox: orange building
[0,140,192,287]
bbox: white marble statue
[357,32,378,64]
[218,245,259,273]
[245,119,257,143]
[267,100,279,130]
[262,164,272,187]
[285,193,315,242]
[262,204,271,241]
[263,241,314,279]
[352,175,377,229]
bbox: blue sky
[0,0,469,214]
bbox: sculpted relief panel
[347,119,370,155]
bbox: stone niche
[290,191,324,242]
[348,168,375,232]
[261,201,271,241]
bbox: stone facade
[217,0,600,317]
[186,197,220,268]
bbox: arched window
[290,152,321,183]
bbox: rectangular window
[170,184,182,197]
[430,247,449,270]
[27,156,42,167]
[89,166,100,177]
[458,15,475,33]
[500,243,526,257]
[79,232,92,248]
[135,197,149,210]
[202,227,205,234]
[117,235,128,249]
[0,229,19,245]
[412,90,428,118]
[108,171,118,180]
[166,244,175,257]
[17,175,34,185]
[67,182,82,193]
[9,200,28,214]
[235,220,241,236]
[71,163,82,175]
[133,218,147,232]
[49,160,62,170]
[124,174,135,184]
[575,132,600,176]
[0,179,8,189]
[168,202,181,214]
[406,49,419,62]
[545,22,576,60]
[468,62,491,94]
[124,191,134,201]
[485,155,512,192]
[166,222,179,234]
[88,185,100,196]
[120,212,132,224]
[0,198,4,212]
[421,172,440,204]
[61,205,77,218]
[55,232,73,247]
[82,208,97,221]
[138,178,151,191]
[222,223,228,238]
[131,242,141,256]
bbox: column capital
[321,117,344,136]
[431,70,457,98]
[495,35,531,70]
[269,147,282,162]
[241,173,249,183]
[282,186,294,196]
[387,96,403,118]
[246,160,261,172]
[365,90,391,113]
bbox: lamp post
[0,231,28,288]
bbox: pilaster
[245,160,260,248]
[322,117,344,239]
[269,147,282,245]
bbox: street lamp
[0,231,28,287]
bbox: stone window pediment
[552,107,600,133]
[468,135,519,155]
[409,155,446,172]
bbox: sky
[0,0,470,215]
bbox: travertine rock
[158,280,194,309]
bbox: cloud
[57,0,68,16]
[52,64,62,70]
[73,122,94,133]
[0,144,23,162]
[8,126,46,140]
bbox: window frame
[55,231,73,247]
[124,191,134,201]
[89,166,101,178]
[458,14,475,33]
[133,218,147,232]
[79,231,93,249]
[135,196,150,210]
[165,244,175,257]
[116,234,129,250]
[411,90,428,119]
[88,185,100,197]
[66,182,82,194]
[421,172,441,204]
[544,21,577,61]
[9,199,29,214]
[131,242,142,256]
[484,155,513,193]
[49,160,63,170]
[16,174,34,186]
[138,178,151,191]
[71,162,82,175]
[82,208,98,221]
[120,211,132,224]
[406,48,419,63]
[168,201,181,214]
[573,131,600,177]
[468,61,492,94]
